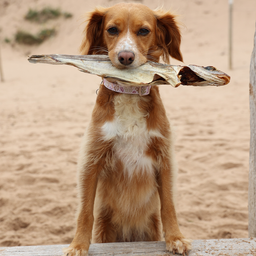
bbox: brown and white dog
[64,3,191,256]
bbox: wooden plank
[0,239,256,256]
[249,24,256,238]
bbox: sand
[0,0,255,247]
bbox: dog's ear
[155,11,183,63]
[80,7,107,55]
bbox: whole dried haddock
[28,54,230,87]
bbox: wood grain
[0,239,256,256]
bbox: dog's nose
[118,51,135,65]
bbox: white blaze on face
[116,29,136,52]
[114,29,142,67]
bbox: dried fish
[28,54,230,87]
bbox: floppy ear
[155,11,183,63]
[80,8,107,55]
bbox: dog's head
[80,3,183,68]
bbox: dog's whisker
[90,46,109,55]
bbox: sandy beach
[0,0,255,247]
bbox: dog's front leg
[63,133,106,256]
[158,156,191,255]
[63,166,98,256]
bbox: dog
[64,3,191,256]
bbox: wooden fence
[249,24,256,238]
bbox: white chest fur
[101,94,160,177]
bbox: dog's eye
[107,27,119,35]
[138,28,150,36]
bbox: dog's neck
[103,78,151,96]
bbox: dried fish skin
[28,54,230,87]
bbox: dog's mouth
[109,53,148,70]
[111,61,142,70]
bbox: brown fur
[64,3,191,256]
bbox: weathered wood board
[0,239,256,256]
[249,24,256,238]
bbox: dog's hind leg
[146,212,162,241]
[92,206,117,243]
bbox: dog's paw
[63,246,88,256]
[165,236,192,255]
